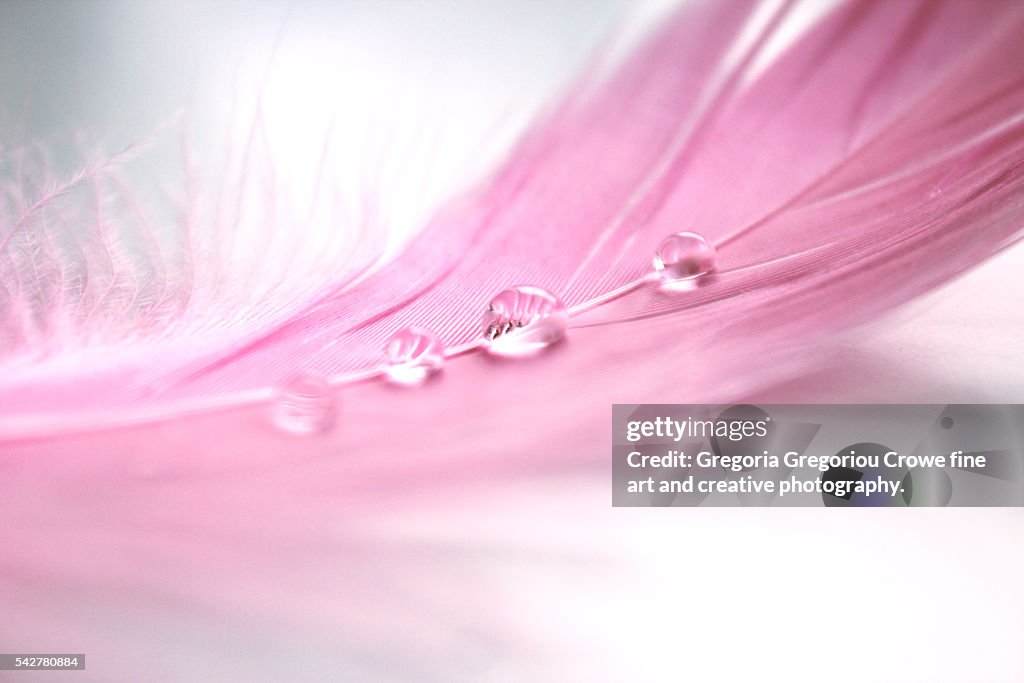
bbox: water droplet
[482,285,568,357]
[272,373,335,435]
[384,327,445,385]
[653,231,716,284]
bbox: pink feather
[1,0,1023,680]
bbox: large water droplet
[384,327,445,385]
[653,232,716,284]
[272,373,335,435]
[482,285,568,357]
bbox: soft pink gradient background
[1,1,1022,680]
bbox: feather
[1,0,1024,680]
[3,0,1023,431]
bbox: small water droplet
[272,373,335,435]
[384,327,445,385]
[653,231,716,284]
[482,285,568,357]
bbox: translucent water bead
[272,373,336,435]
[653,231,717,283]
[384,327,445,385]
[482,285,568,357]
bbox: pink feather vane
[1,0,1022,434]
[1,0,1024,676]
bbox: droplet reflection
[653,231,716,286]
[482,285,568,357]
[272,373,335,435]
[384,327,445,385]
